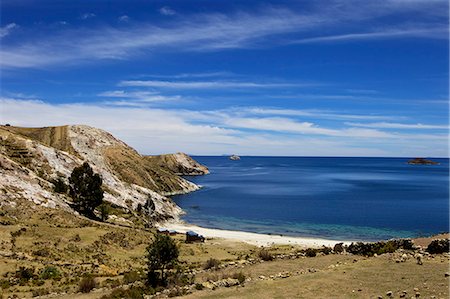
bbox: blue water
[172,157,449,241]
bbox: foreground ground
[0,201,448,299]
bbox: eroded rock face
[0,125,207,222]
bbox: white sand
[160,221,354,247]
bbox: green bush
[258,249,273,261]
[203,258,220,270]
[195,283,204,290]
[40,266,60,280]
[78,275,97,293]
[426,239,449,254]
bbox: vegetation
[346,239,414,256]
[204,258,221,270]
[78,275,97,293]
[52,178,68,194]
[40,266,60,280]
[426,239,449,254]
[258,248,273,261]
[69,162,104,217]
[98,203,110,222]
[146,234,179,287]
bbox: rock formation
[0,125,208,222]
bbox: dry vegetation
[0,199,448,299]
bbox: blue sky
[0,0,448,156]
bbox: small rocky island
[407,158,440,165]
[229,154,241,160]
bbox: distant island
[407,158,440,165]
[229,154,241,160]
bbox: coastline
[160,220,355,247]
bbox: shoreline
[160,220,356,247]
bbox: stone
[386,291,393,297]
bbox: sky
[0,0,448,157]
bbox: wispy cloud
[1,1,447,69]
[80,13,96,20]
[159,6,176,16]
[0,23,17,38]
[292,27,448,44]
[244,108,398,121]
[118,15,130,22]
[98,90,182,106]
[119,80,304,89]
[346,122,449,130]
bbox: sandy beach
[160,221,354,247]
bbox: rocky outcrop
[407,158,439,165]
[0,125,207,222]
[145,152,209,176]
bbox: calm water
[172,157,449,241]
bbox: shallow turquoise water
[173,157,449,241]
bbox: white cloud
[0,23,17,38]
[81,13,96,20]
[292,27,448,44]
[346,122,449,130]
[1,2,447,69]
[98,90,182,106]
[118,15,130,22]
[159,6,176,16]
[1,98,447,156]
[119,80,302,89]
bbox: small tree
[146,234,179,287]
[69,162,103,217]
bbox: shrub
[195,283,204,290]
[69,162,104,217]
[305,248,317,257]
[203,258,220,270]
[32,288,50,297]
[15,266,35,281]
[101,286,148,299]
[320,246,332,255]
[40,266,60,280]
[146,234,179,287]
[232,271,246,284]
[53,178,68,194]
[258,249,273,261]
[78,275,97,293]
[123,270,141,284]
[426,239,449,254]
[346,239,415,256]
[333,242,344,253]
[98,203,110,222]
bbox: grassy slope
[1,125,76,155]
[1,200,448,299]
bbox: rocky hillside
[0,125,208,222]
[145,152,209,176]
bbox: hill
[0,124,208,223]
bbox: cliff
[0,125,208,222]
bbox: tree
[146,234,179,287]
[69,162,103,217]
